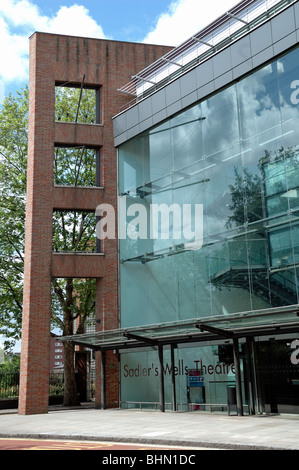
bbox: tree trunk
[61,278,80,407]
[63,341,80,406]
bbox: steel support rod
[101,351,106,410]
[75,74,85,123]
[74,145,85,186]
[171,344,177,411]
[245,337,255,415]
[96,88,101,124]
[96,148,101,253]
[233,338,243,416]
[158,345,165,412]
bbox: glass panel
[118,134,149,195]
[121,350,160,407]
[202,87,240,160]
[176,252,196,320]
[118,45,299,345]
[200,87,243,236]
[238,61,281,143]
[148,121,172,182]
[171,103,204,172]
[120,344,243,411]
[146,257,178,324]
[207,236,253,316]
[262,147,299,218]
[204,151,243,236]
[255,339,299,414]
[269,268,298,307]
[277,47,299,125]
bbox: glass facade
[118,46,299,413]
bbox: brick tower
[19,32,171,415]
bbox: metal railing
[121,400,250,413]
[0,373,19,399]
[117,0,296,113]
[0,372,64,399]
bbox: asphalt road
[0,438,212,451]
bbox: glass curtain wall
[118,45,299,409]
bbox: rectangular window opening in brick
[54,145,101,187]
[52,277,96,332]
[55,81,100,124]
[53,210,99,253]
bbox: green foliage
[55,86,96,123]
[0,86,96,349]
[54,86,97,187]
[52,278,95,335]
[0,354,20,373]
[54,146,97,186]
[0,87,28,348]
[226,166,263,229]
[52,210,96,253]
[226,147,299,229]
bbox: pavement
[1,404,299,450]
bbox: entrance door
[254,338,299,414]
[75,351,89,402]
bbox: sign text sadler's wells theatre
[123,359,236,378]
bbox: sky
[0,0,241,104]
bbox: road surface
[0,438,213,451]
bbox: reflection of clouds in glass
[149,105,204,180]
[280,93,299,121]
[202,87,239,158]
[201,64,277,236]
[260,94,274,109]
[277,60,285,74]
[120,47,299,325]
[238,66,280,139]
[204,54,299,236]
[176,55,298,241]
[121,47,299,246]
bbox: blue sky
[39,0,173,42]
[0,0,240,104]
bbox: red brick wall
[19,32,172,414]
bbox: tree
[0,87,28,350]
[226,146,299,230]
[0,354,20,373]
[226,166,264,229]
[0,85,97,405]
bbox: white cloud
[143,0,241,46]
[0,16,29,83]
[0,0,242,99]
[48,5,105,39]
[0,0,105,36]
[0,0,48,30]
[0,0,106,94]
[0,82,4,104]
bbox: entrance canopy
[60,305,299,352]
[60,305,299,416]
